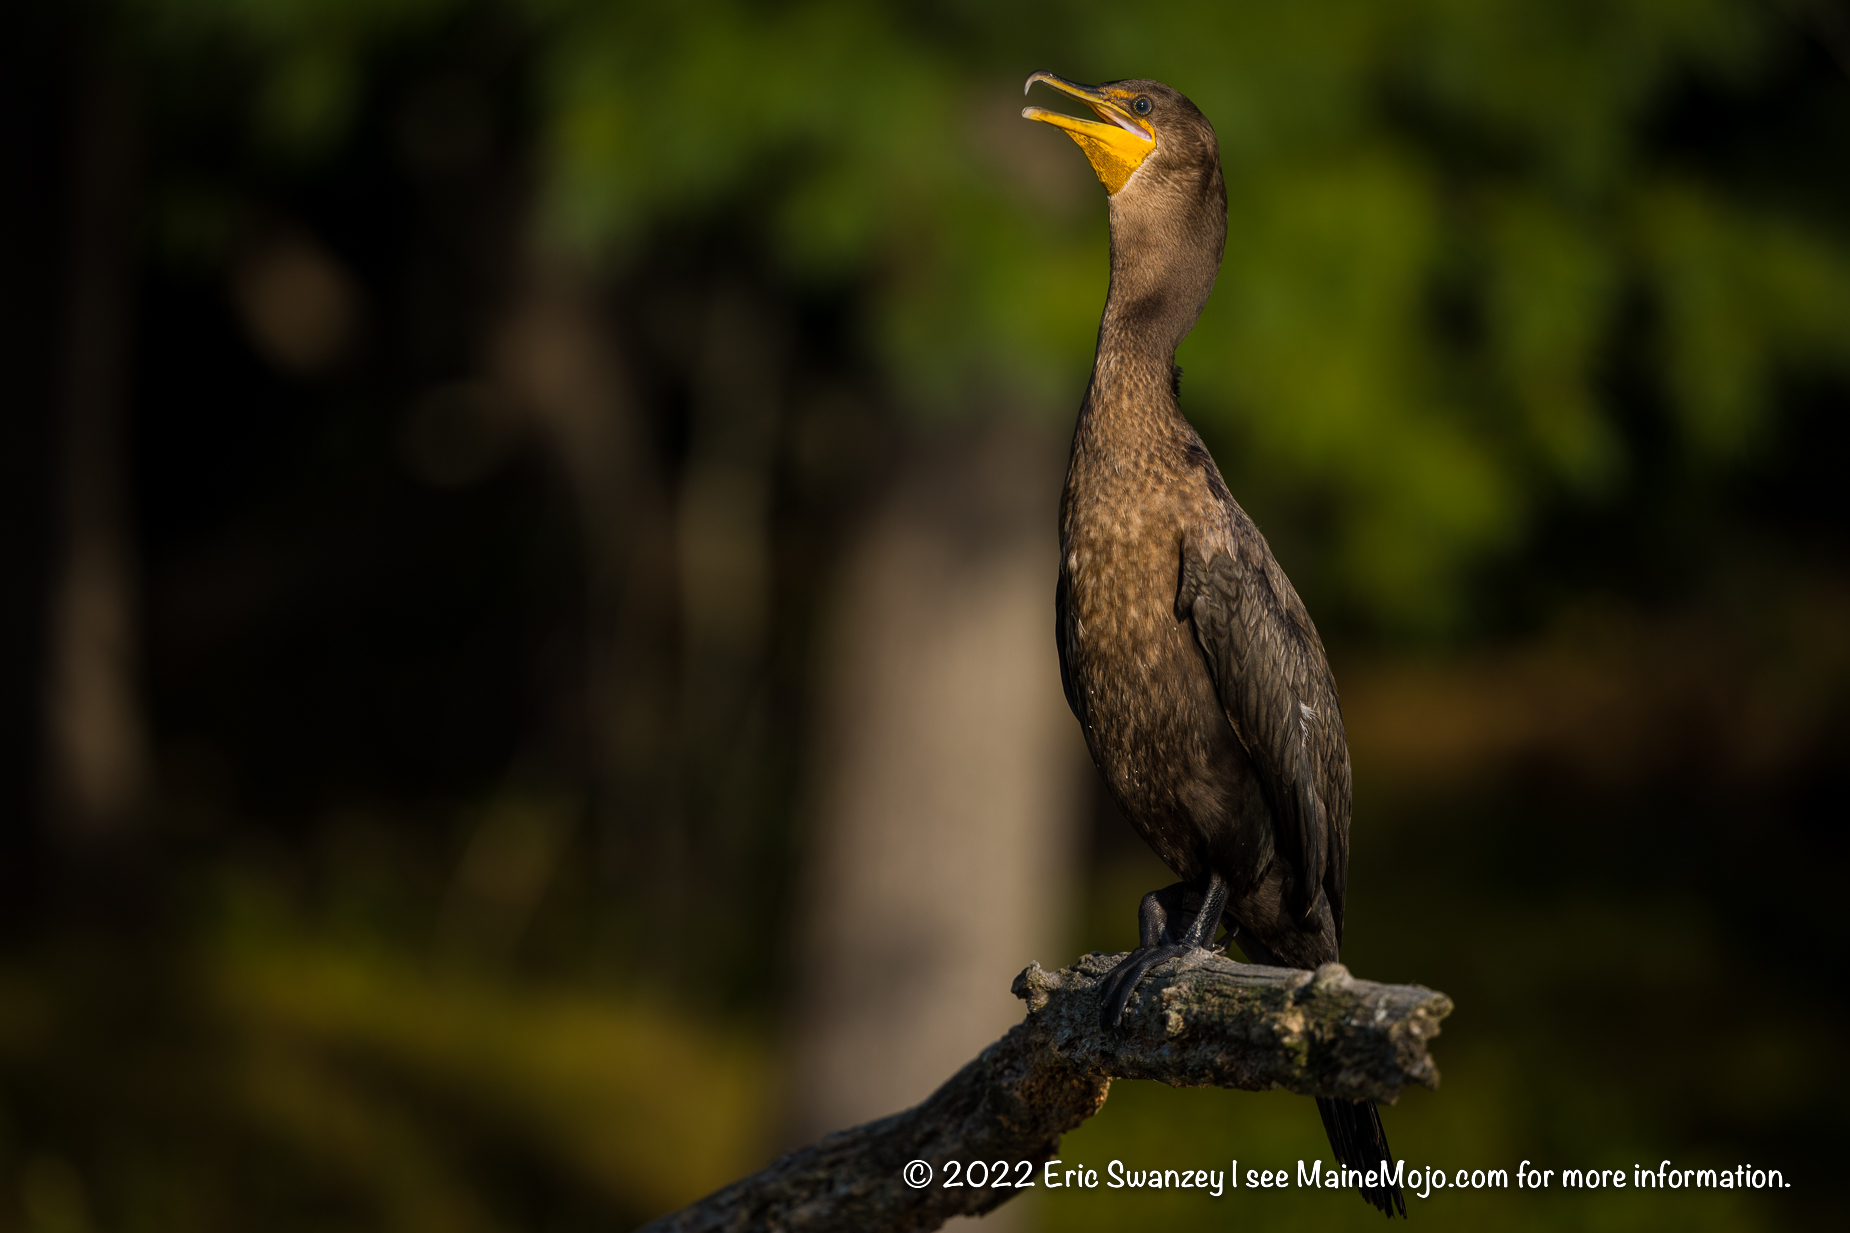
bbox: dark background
[2,1,1847,1230]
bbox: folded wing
[1178,544,1351,939]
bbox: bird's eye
[1133,97,1152,115]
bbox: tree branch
[641,951,1451,1233]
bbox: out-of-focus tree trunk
[0,9,70,919]
[492,249,679,948]
[793,426,1082,1228]
[495,250,794,969]
[42,58,148,842]
[673,284,783,949]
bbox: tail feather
[1315,1097,1406,1217]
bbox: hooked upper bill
[1021,71,1155,194]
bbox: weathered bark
[647,950,1450,1233]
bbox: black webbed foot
[1096,872,1230,1033]
[1098,942,1191,1031]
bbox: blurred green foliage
[127,0,1850,628]
[125,0,458,154]
[0,846,773,1230]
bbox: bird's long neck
[1082,185,1225,437]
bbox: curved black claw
[1097,944,1190,1033]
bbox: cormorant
[1023,71,1405,1217]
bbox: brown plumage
[1026,72,1404,1217]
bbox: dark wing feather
[1055,569,1082,722]
[1178,544,1352,940]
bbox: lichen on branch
[642,951,1451,1233]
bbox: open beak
[1021,71,1155,194]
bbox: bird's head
[1022,72,1226,344]
[1020,72,1218,201]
